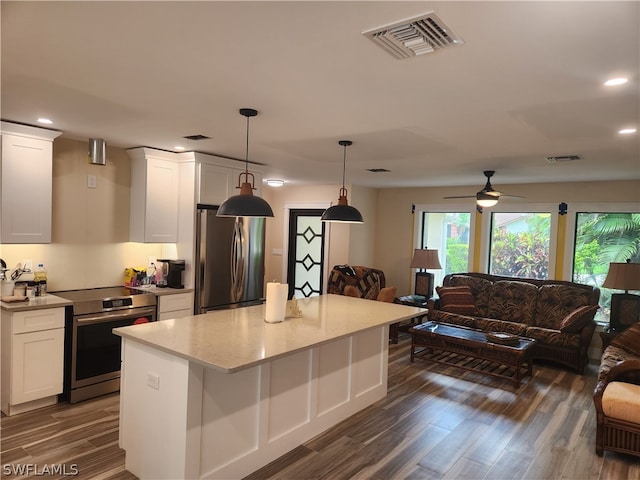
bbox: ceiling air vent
[367,168,391,173]
[363,11,464,60]
[545,154,582,164]
[183,134,210,141]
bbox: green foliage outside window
[490,213,550,280]
[573,212,640,322]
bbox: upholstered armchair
[327,265,400,341]
[327,265,386,299]
[593,323,640,457]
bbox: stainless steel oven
[56,287,156,403]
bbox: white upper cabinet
[0,122,62,244]
[129,148,180,243]
[197,156,263,206]
[198,163,233,205]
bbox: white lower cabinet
[157,292,193,321]
[1,307,65,416]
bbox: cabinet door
[158,292,193,320]
[144,157,179,242]
[199,163,232,205]
[1,134,53,243]
[11,328,64,404]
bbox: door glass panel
[287,210,325,298]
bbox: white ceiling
[2,1,639,190]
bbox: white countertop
[114,294,426,373]
[0,294,72,312]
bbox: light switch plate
[87,174,97,189]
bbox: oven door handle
[75,308,156,325]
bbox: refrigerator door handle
[230,219,246,302]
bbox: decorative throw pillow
[377,286,397,303]
[436,286,477,315]
[344,285,361,298]
[611,322,640,356]
[559,305,599,332]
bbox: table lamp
[602,259,640,332]
[410,248,442,299]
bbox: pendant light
[321,140,363,223]
[217,108,274,218]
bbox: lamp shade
[321,140,363,224]
[410,249,442,270]
[602,261,640,292]
[216,188,275,217]
[321,194,364,223]
[217,108,274,218]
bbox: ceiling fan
[444,170,524,208]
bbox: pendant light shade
[217,108,274,218]
[321,140,363,223]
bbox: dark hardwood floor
[2,333,638,479]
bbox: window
[568,208,640,323]
[488,212,551,279]
[416,207,475,287]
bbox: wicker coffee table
[410,321,536,388]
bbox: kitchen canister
[1,280,15,297]
[265,282,288,323]
[13,282,26,297]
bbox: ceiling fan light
[476,191,498,207]
[476,198,498,208]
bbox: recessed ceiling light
[265,179,284,187]
[604,77,628,86]
[37,117,53,125]
[174,146,185,151]
[618,128,637,134]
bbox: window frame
[479,202,559,278]
[413,203,477,289]
[561,202,640,281]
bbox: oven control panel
[103,298,133,309]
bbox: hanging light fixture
[321,140,363,223]
[217,108,274,218]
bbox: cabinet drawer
[158,293,193,314]
[12,308,64,334]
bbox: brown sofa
[593,322,640,457]
[428,272,600,373]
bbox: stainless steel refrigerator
[195,204,266,313]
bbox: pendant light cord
[341,143,347,189]
[245,114,250,174]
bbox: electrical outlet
[22,259,33,272]
[147,372,160,390]
[87,174,97,189]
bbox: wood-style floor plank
[1,333,638,479]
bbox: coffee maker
[157,259,185,289]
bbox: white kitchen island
[113,294,426,480]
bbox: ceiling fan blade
[443,195,477,199]
[500,194,525,199]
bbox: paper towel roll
[265,282,288,323]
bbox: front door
[287,209,325,299]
